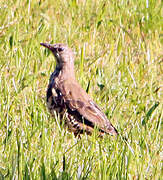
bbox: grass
[0,0,162,179]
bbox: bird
[40,43,118,137]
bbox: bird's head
[40,43,74,66]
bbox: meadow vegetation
[0,0,162,179]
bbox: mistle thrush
[40,43,118,136]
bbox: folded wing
[59,81,118,135]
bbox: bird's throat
[56,62,75,80]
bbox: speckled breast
[46,71,65,117]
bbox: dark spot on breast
[55,89,61,96]
[47,84,52,101]
[51,97,55,106]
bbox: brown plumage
[40,43,118,136]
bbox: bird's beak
[40,43,54,51]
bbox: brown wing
[59,80,118,135]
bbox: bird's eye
[57,47,64,52]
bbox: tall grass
[0,0,162,179]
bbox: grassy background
[0,0,162,179]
